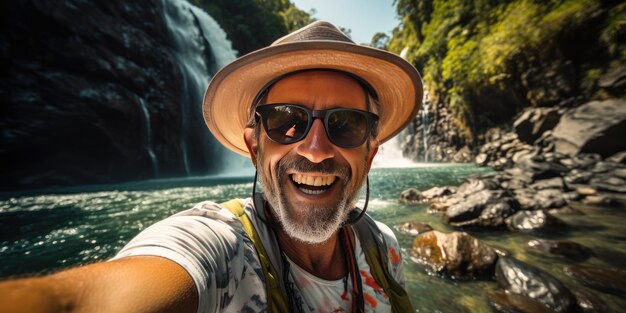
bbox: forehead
[265,70,368,110]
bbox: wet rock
[496,257,575,313]
[444,190,518,227]
[399,188,423,205]
[564,265,626,295]
[564,170,594,185]
[606,151,626,164]
[582,195,619,206]
[486,291,556,313]
[422,186,456,199]
[613,167,626,179]
[456,177,501,196]
[396,222,432,236]
[575,186,597,196]
[590,175,626,193]
[552,99,626,158]
[526,239,592,261]
[410,230,498,279]
[591,161,616,174]
[561,154,602,170]
[548,206,583,216]
[570,288,613,313]
[514,107,562,144]
[514,189,540,210]
[505,210,565,232]
[530,177,565,190]
[516,153,569,180]
[535,189,567,209]
[475,153,489,166]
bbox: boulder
[552,99,626,157]
[496,257,575,313]
[506,210,565,232]
[399,188,423,205]
[564,265,626,295]
[396,222,432,236]
[410,230,498,279]
[526,239,592,261]
[514,107,562,144]
[444,190,518,227]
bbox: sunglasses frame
[255,103,379,148]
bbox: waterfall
[139,98,159,176]
[372,132,417,168]
[421,90,430,162]
[162,0,252,176]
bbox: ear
[244,127,258,167]
[366,138,379,170]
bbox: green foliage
[191,0,312,55]
[390,0,623,140]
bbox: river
[1,164,625,312]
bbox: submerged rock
[486,291,557,313]
[526,239,592,261]
[564,265,626,295]
[496,257,575,313]
[410,230,498,279]
[396,222,432,236]
[570,288,613,313]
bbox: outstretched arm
[0,256,198,313]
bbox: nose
[295,118,335,163]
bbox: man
[0,21,422,312]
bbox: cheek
[340,148,370,180]
[258,139,291,180]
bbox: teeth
[292,174,336,186]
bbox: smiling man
[0,21,422,313]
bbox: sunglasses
[255,104,379,148]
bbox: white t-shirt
[113,198,406,313]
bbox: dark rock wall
[0,1,217,190]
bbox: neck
[276,228,347,280]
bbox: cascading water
[421,90,430,162]
[139,98,159,176]
[372,132,417,168]
[162,0,252,176]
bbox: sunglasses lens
[264,106,309,144]
[327,110,368,148]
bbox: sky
[290,0,399,45]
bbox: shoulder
[368,218,404,279]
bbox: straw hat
[203,20,423,157]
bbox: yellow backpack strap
[220,199,289,312]
[354,215,414,312]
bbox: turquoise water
[1,164,624,312]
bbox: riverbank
[398,118,626,312]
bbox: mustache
[277,155,350,179]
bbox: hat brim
[203,40,423,157]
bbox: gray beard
[257,154,365,244]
